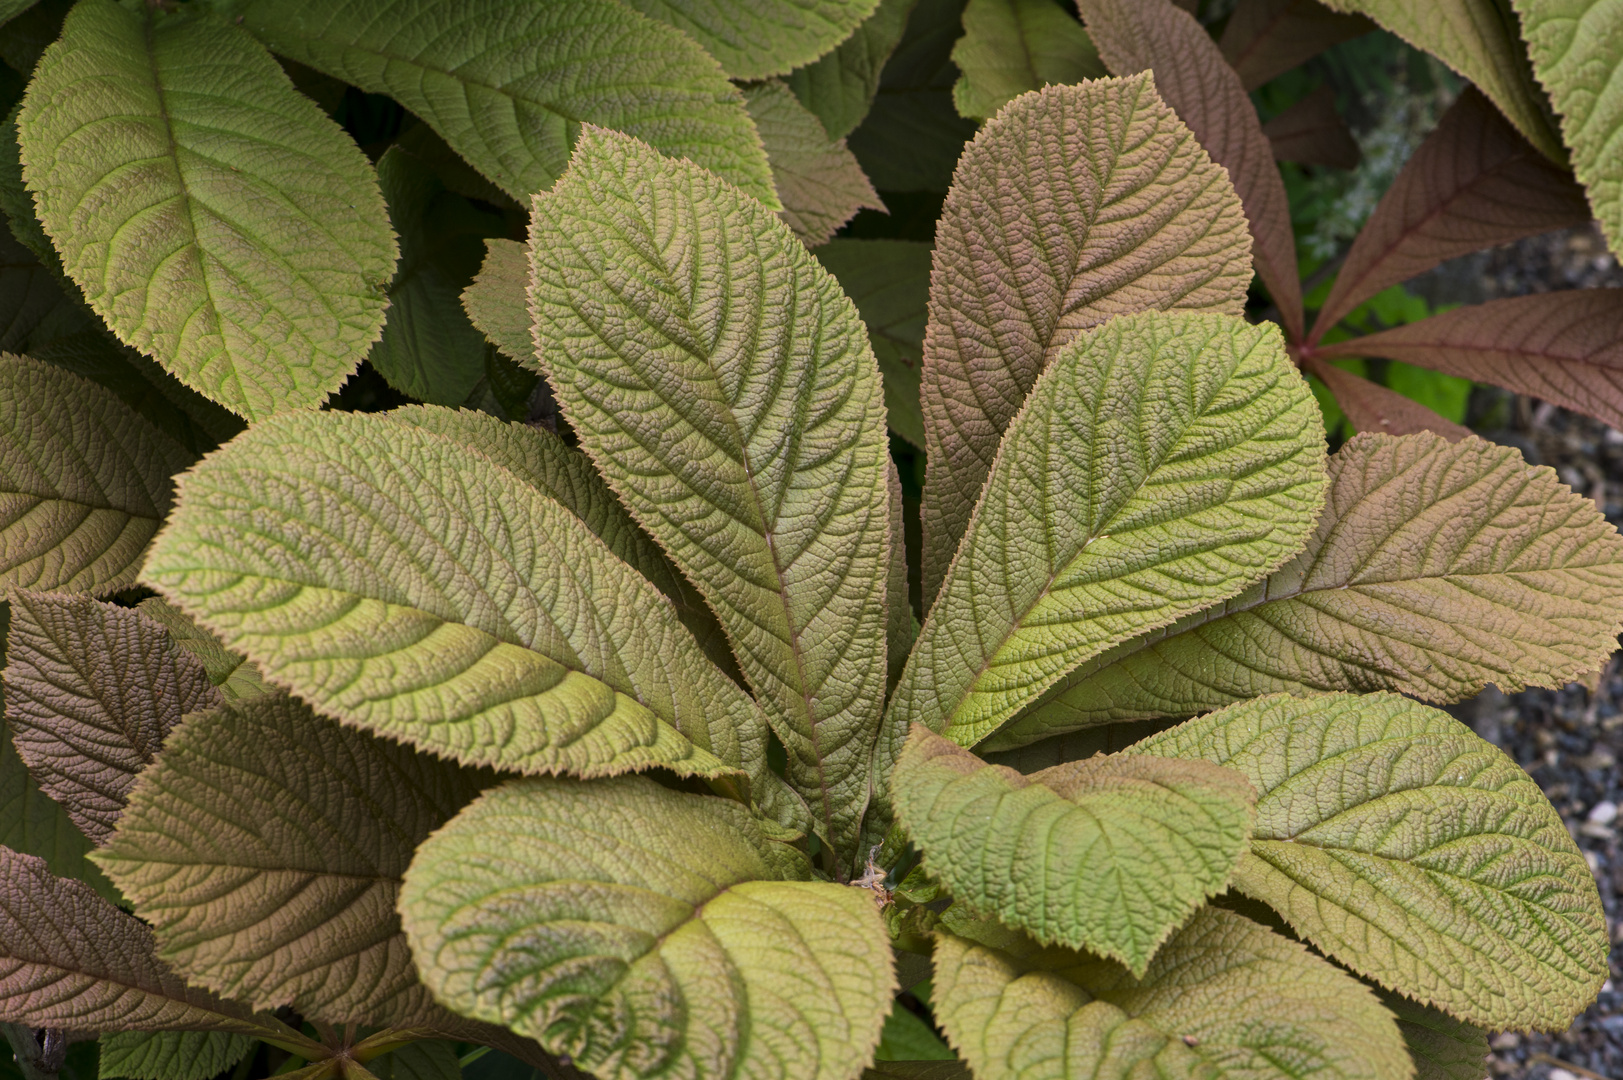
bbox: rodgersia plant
[2,2,1623,1080]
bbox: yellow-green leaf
[744,80,884,247]
[624,0,882,80]
[951,0,1105,120]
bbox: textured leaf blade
[1078,0,1306,344]
[462,240,536,368]
[2,591,220,844]
[0,709,119,906]
[864,1063,971,1079]
[0,354,192,598]
[786,0,918,140]
[1380,993,1487,1080]
[528,127,891,859]
[95,695,492,1028]
[744,80,884,247]
[892,727,1253,974]
[917,75,1253,601]
[933,906,1410,1080]
[229,0,776,207]
[1129,691,1610,1030]
[17,0,397,421]
[1310,87,1590,340]
[133,598,268,703]
[141,410,765,788]
[1263,84,1361,169]
[1304,357,1473,441]
[98,1031,255,1080]
[950,0,1105,120]
[400,775,894,1080]
[1003,431,1623,740]
[624,0,881,79]
[898,310,1326,750]
[1217,0,1374,91]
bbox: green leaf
[17,0,398,421]
[864,1066,970,1080]
[98,1031,255,1080]
[2,591,221,844]
[227,0,777,208]
[528,127,892,860]
[0,705,120,906]
[623,0,881,79]
[916,75,1254,604]
[94,695,492,1028]
[133,599,269,704]
[1379,992,1487,1080]
[141,410,766,788]
[743,80,884,247]
[1002,431,1623,740]
[399,775,895,1080]
[875,1003,954,1062]
[814,239,931,449]
[461,240,536,368]
[786,0,919,140]
[892,727,1253,975]
[1515,0,1623,252]
[0,2,37,30]
[369,1041,462,1080]
[0,353,192,598]
[950,0,1105,120]
[1128,691,1610,1030]
[932,906,1411,1080]
[367,147,507,406]
[1318,0,1564,161]
[896,310,1326,751]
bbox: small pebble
[1490,1033,1520,1050]
[1548,1069,1578,1080]
[1587,800,1617,825]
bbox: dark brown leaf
[1305,355,1472,440]
[1263,85,1361,169]
[1218,0,1375,92]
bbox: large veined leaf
[16,0,397,421]
[786,0,919,140]
[1321,290,1623,429]
[225,0,776,208]
[1217,0,1374,92]
[1129,692,1610,1030]
[2,591,220,844]
[744,80,884,247]
[528,127,891,860]
[1077,0,1305,344]
[141,410,765,789]
[0,713,118,906]
[0,354,192,598]
[99,1031,255,1080]
[400,775,895,1080]
[462,240,537,368]
[1515,0,1623,252]
[933,906,1410,1080]
[1317,0,1564,161]
[1309,87,1590,340]
[896,311,1326,751]
[950,0,1105,120]
[1303,355,1473,442]
[917,75,1253,602]
[94,695,492,1028]
[624,0,881,79]
[134,598,268,703]
[815,239,931,449]
[1379,993,1488,1080]
[1001,431,1623,740]
[892,727,1253,974]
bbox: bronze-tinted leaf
[1218,0,1374,91]
[1079,0,1306,343]
[1311,87,1591,340]
[1263,85,1361,169]
[743,79,884,246]
[1304,356,1472,440]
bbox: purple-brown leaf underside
[1078,0,1305,343]
[1320,290,1623,429]
[1263,85,1361,170]
[916,75,1253,606]
[1217,0,1375,92]
[1311,86,1592,342]
[1305,355,1472,441]
[2,591,220,844]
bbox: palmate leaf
[895,311,1326,753]
[624,0,881,80]
[134,598,269,703]
[528,127,891,859]
[141,410,770,792]
[1129,692,1610,1030]
[0,354,192,598]
[950,0,1105,120]
[1515,0,1623,252]
[2,591,220,844]
[917,75,1253,602]
[932,907,1410,1080]
[226,0,776,208]
[399,775,895,1080]
[1217,0,1374,92]
[16,0,397,421]
[94,695,492,1028]
[744,81,884,247]
[786,0,919,140]
[99,1031,256,1080]
[1302,356,1474,442]
[892,728,1253,974]
[1001,432,1623,739]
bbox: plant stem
[1,1025,65,1080]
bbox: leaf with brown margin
[998,432,1623,741]
[1263,85,1361,169]
[94,696,494,1029]
[1078,0,1306,344]
[917,74,1253,604]
[743,80,884,247]
[3,591,220,843]
[1218,0,1374,91]
[1319,289,1623,430]
[950,0,1105,120]
[1310,87,1590,340]
[1304,356,1473,440]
